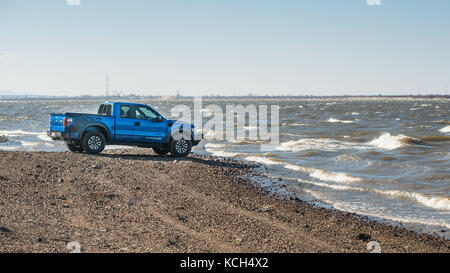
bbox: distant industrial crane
[105,75,110,98]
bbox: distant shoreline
[1,94,449,101]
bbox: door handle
[135,122,140,126]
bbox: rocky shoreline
[0,149,448,253]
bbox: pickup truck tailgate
[50,113,66,132]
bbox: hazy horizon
[1,0,450,96]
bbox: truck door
[132,105,167,143]
[114,104,137,141]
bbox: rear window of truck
[98,104,112,116]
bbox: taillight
[64,117,73,127]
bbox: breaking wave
[292,177,450,211]
[440,126,450,133]
[367,133,431,150]
[207,150,241,158]
[276,138,364,152]
[244,156,284,165]
[374,189,450,211]
[368,133,406,150]
[368,133,449,150]
[284,164,362,183]
[204,143,241,157]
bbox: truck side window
[135,106,157,121]
[120,105,131,118]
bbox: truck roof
[103,101,147,106]
[102,101,162,116]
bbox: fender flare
[78,122,111,142]
[165,126,194,143]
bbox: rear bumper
[47,131,69,141]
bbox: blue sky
[0,0,449,96]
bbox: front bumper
[192,132,204,146]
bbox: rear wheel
[169,138,192,157]
[152,146,170,155]
[66,143,83,153]
[82,131,106,154]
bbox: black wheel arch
[79,123,110,142]
[165,129,195,144]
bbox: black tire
[66,143,83,153]
[81,130,106,154]
[169,138,192,157]
[152,146,170,155]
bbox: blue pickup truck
[48,101,201,157]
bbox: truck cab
[48,102,201,157]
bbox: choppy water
[0,98,449,236]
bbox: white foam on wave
[368,132,406,150]
[20,140,40,147]
[205,144,240,157]
[310,170,361,183]
[327,118,354,124]
[284,164,362,183]
[204,143,226,149]
[439,126,450,133]
[244,156,284,165]
[331,199,450,230]
[276,138,364,152]
[203,130,220,138]
[373,189,450,211]
[294,177,450,211]
[0,129,43,136]
[208,150,240,158]
[37,133,52,142]
[244,126,258,131]
[291,123,307,127]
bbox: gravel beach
[0,149,448,253]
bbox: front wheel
[82,131,106,154]
[169,139,192,157]
[66,143,83,153]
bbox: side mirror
[157,115,163,122]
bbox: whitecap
[327,118,354,124]
[368,133,406,150]
[439,126,450,133]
